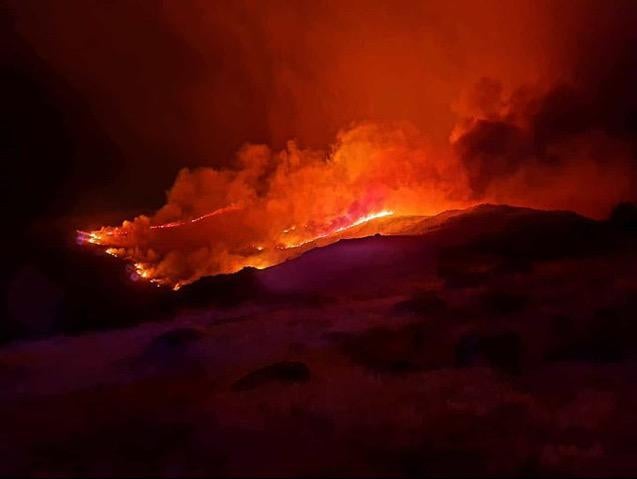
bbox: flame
[77,117,637,290]
[280,209,394,249]
[76,123,475,289]
[79,205,401,288]
[148,204,242,230]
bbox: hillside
[2,204,637,476]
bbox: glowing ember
[76,118,637,290]
[344,209,394,229]
[149,204,242,230]
[76,124,475,289]
[281,209,394,249]
[77,204,399,289]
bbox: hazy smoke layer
[8,0,637,285]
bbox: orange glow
[148,204,242,230]
[280,209,395,249]
[78,119,637,289]
[77,123,476,288]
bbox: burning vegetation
[78,108,637,289]
[77,124,472,288]
[6,1,637,476]
[68,1,637,290]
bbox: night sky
[3,2,637,476]
[2,0,637,335]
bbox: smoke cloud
[7,0,637,286]
[450,0,637,214]
[79,122,471,286]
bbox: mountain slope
[2,204,637,476]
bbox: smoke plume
[7,0,637,286]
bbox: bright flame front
[76,123,476,289]
[77,207,400,289]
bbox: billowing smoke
[452,78,637,216]
[78,123,472,287]
[451,0,637,215]
[8,0,637,286]
[6,0,586,208]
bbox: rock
[393,291,447,316]
[232,361,310,391]
[150,327,205,351]
[135,327,206,372]
[455,331,523,374]
[609,202,637,230]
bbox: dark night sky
[0,0,580,215]
[3,4,637,474]
[1,0,637,344]
[2,0,637,256]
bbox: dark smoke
[7,0,637,220]
[454,1,637,208]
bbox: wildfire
[148,204,242,230]
[77,204,400,289]
[78,116,635,291]
[280,209,394,249]
[346,209,394,228]
[74,123,473,289]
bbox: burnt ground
[2,204,637,476]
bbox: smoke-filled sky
[3,0,637,221]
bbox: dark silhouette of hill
[2,203,637,475]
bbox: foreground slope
[2,204,637,476]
